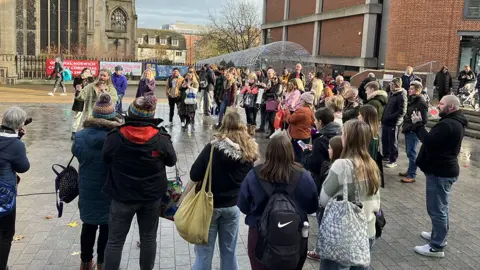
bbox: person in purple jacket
[237,134,318,270]
[135,69,156,98]
[111,66,128,113]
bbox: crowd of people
[0,61,470,270]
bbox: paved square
[3,102,480,270]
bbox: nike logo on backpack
[278,221,293,228]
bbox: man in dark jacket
[411,95,467,258]
[458,65,476,89]
[102,94,177,270]
[288,63,306,86]
[303,107,342,193]
[213,67,225,115]
[358,73,377,102]
[401,66,421,93]
[365,81,388,120]
[382,77,407,168]
[399,81,428,183]
[433,66,452,101]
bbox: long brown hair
[260,134,302,183]
[341,120,380,196]
[216,112,259,163]
[359,105,379,139]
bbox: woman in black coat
[434,66,452,101]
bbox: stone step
[427,121,480,139]
[461,109,480,117]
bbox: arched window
[111,8,127,32]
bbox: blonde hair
[217,112,260,163]
[341,120,380,196]
[185,72,199,89]
[142,69,155,80]
[326,95,345,112]
[247,72,258,82]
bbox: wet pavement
[2,98,480,270]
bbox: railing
[413,61,441,74]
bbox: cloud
[135,0,263,28]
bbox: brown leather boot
[80,260,95,270]
[401,177,416,183]
[249,125,256,137]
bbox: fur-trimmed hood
[211,137,244,161]
[367,90,388,101]
[83,117,123,129]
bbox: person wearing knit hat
[284,91,315,162]
[128,94,158,119]
[72,93,122,270]
[102,93,176,270]
[92,93,117,120]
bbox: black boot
[71,132,76,140]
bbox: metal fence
[13,55,192,80]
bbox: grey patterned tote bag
[318,160,370,267]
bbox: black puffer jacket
[382,88,407,126]
[402,95,428,133]
[413,111,468,178]
[190,138,255,208]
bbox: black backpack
[199,71,208,89]
[253,166,303,270]
[53,156,79,218]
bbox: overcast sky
[136,0,263,28]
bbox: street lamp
[113,39,121,57]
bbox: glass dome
[197,41,315,72]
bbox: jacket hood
[83,118,123,129]
[0,134,17,152]
[82,118,122,149]
[441,110,468,127]
[367,90,388,103]
[391,88,406,94]
[319,121,342,137]
[118,122,170,145]
[211,137,244,161]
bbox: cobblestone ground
[2,102,480,270]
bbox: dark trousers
[81,223,109,264]
[381,125,400,163]
[265,111,276,135]
[168,97,178,123]
[258,104,267,130]
[103,199,161,270]
[0,207,15,270]
[53,75,65,91]
[292,138,310,163]
[245,107,258,125]
[247,228,307,270]
[116,94,124,113]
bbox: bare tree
[205,1,262,53]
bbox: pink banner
[46,59,99,77]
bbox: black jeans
[81,223,109,264]
[0,207,15,270]
[168,97,178,123]
[382,125,400,163]
[265,111,276,135]
[103,199,161,270]
[245,107,258,125]
[258,104,267,130]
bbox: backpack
[253,166,304,270]
[199,72,208,89]
[62,68,72,81]
[53,155,79,218]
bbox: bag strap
[201,145,215,192]
[343,159,362,204]
[66,155,75,167]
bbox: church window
[111,8,127,32]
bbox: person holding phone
[399,81,428,183]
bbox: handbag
[184,88,198,105]
[265,99,279,112]
[0,181,16,217]
[174,147,214,244]
[318,160,370,267]
[159,166,183,221]
[273,108,284,130]
[53,155,79,218]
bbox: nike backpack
[253,166,303,270]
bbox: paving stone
[4,102,480,270]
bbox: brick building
[262,0,480,76]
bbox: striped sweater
[319,159,381,238]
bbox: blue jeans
[320,238,375,270]
[218,100,229,125]
[405,132,419,178]
[193,206,240,270]
[116,94,124,113]
[425,174,457,250]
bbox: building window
[138,37,144,44]
[176,51,182,56]
[172,40,179,46]
[160,39,167,45]
[111,8,127,32]
[465,0,480,19]
[148,38,156,45]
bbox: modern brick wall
[287,23,315,53]
[386,0,480,75]
[323,0,366,12]
[266,0,285,23]
[270,27,283,42]
[319,15,364,57]
[289,0,316,19]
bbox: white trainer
[48,92,54,96]
[414,244,445,258]
[421,231,431,241]
[60,93,67,96]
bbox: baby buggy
[456,82,478,110]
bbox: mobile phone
[297,140,307,149]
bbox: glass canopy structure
[197,41,315,71]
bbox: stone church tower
[0,0,137,77]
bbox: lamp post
[113,39,121,57]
